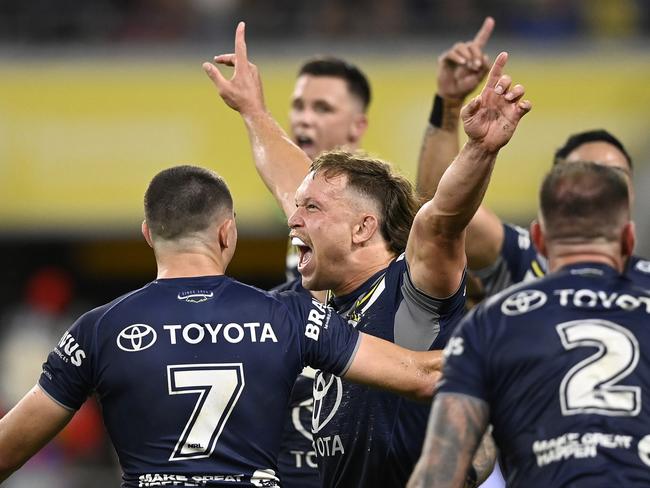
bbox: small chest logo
[117,324,157,352]
[177,290,214,303]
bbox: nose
[288,207,304,229]
[293,107,315,127]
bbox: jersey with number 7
[39,275,360,488]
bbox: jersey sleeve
[474,223,545,297]
[38,307,101,411]
[394,263,467,351]
[437,305,490,401]
[279,292,361,377]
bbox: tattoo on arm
[408,393,489,488]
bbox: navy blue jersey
[441,263,650,487]
[312,254,466,487]
[269,279,320,488]
[476,223,650,295]
[38,275,360,488]
[275,370,320,488]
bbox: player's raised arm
[407,393,490,488]
[416,17,493,200]
[407,52,531,298]
[203,22,311,218]
[343,333,443,402]
[0,385,74,482]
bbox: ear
[348,113,368,144]
[218,218,236,251]
[530,220,547,258]
[141,220,154,248]
[621,221,636,258]
[352,214,379,245]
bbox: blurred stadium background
[0,0,649,486]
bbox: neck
[155,248,226,279]
[547,243,625,274]
[332,248,395,296]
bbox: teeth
[292,237,307,247]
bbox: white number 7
[167,363,245,461]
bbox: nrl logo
[177,290,214,303]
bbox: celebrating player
[408,162,650,487]
[0,165,446,487]
[203,21,530,487]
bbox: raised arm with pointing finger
[204,25,530,488]
[416,16,493,200]
[203,22,310,218]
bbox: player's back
[40,275,357,487]
[477,263,650,487]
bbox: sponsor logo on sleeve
[117,323,157,352]
[55,332,87,367]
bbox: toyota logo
[501,290,547,316]
[312,373,342,433]
[117,324,157,352]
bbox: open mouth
[291,236,313,271]
[295,135,315,151]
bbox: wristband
[428,94,444,128]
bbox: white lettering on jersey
[638,435,650,466]
[532,431,633,468]
[314,434,345,457]
[56,332,87,366]
[554,289,650,313]
[443,337,464,357]
[305,300,327,341]
[163,323,278,345]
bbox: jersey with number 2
[441,263,650,487]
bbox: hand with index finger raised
[437,17,495,101]
[202,22,266,117]
[461,52,532,152]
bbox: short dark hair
[554,129,633,170]
[144,165,233,240]
[298,57,371,112]
[540,162,629,243]
[311,150,419,255]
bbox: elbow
[411,370,442,403]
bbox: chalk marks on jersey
[167,363,245,461]
[117,324,158,352]
[501,290,547,316]
[556,319,641,417]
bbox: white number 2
[167,363,245,461]
[557,319,640,417]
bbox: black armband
[428,94,445,128]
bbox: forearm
[408,393,489,488]
[429,140,497,237]
[241,110,311,218]
[416,97,463,200]
[345,334,442,402]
